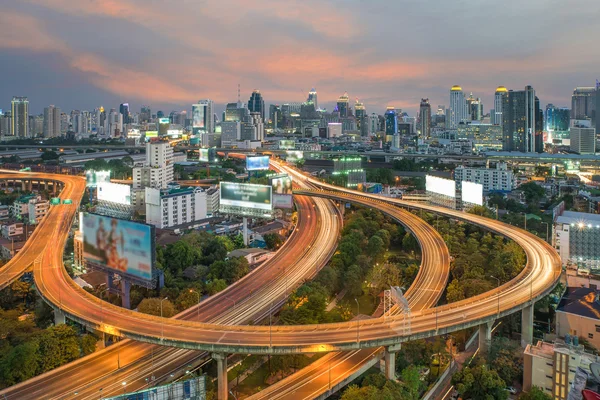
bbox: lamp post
[354,298,360,343]
[121,381,126,395]
[489,275,500,315]
[160,297,168,341]
[189,289,200,321]
[541,221,550,243]
[269,301,273,347]
[226,297,236,315]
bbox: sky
[2,0,599,116]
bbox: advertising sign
[97,182,132,205]
[426,175,456,198]
[246,156,270,171]
[271,174,293,209]
[286,151,304,163]
[81,213,154,282]
[199,148,210,162]
[461,181,483,206]
[220,182,272,211]
[192,104,205,129]
[85,170,111,188]
[279,140,295,150]
[145,130,158,139]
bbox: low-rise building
[10,194,49,224]
[1,222,24,240]
[524,340,600,400]
[73,230,85,273]
[27,198,49,224]
[0,205,9,221]
[145,185,207,229]
[227,248,271,266]
[453,162,515,192]
[555,287,600,350]
[206,186,219,217]
[554,211,600,267]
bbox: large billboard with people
[286,151,304,163]
[81,213,155,282]
[220,182,272,211]
[85,170,111,188]
[246,156,270,171]
[279,140,295,150]
[270,174,293,209]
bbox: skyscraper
[571,87,595,120]
[502,85,536,153]
[337,92,349,117]
[419,99,431,138]
[140,106,152,123]
[11,97,29,137]
[354,99,365,132]
[248,90,265,121]
[545,104,570,132]
[449,86,469,129]
[119,103,131,124]
[385,107,397,135]
[493,86,508,126]
[307,88,318,110]
[466,93,483,121]
[43,105,61,138]
[192,100,214,135]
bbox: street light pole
[490,275,500,315]
[189,289,200,321]
[160,297,168,341]
[226,297,236,315]
[354,298,360,343]
[269,301,273,347]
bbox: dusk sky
[2,0,599,116]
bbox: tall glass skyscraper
[248,90,265,121]
[385,107,397,135]
[502,86,536,153]
[11,96,29,137]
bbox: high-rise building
[0,112,11,136]
[11,97,28,137]
[571,87,595,120]
[545,104,570,133]
[60,113,69,134]
[221,121,241,147]
[133,140,174,190]
[493,86,508,126]
[595,84,600,137]
[466,93,483,121]
[107,109,123,137]
[419,99,431,138]
[225,102,248,122]
[29,115,43,137]
[307,88,318,110]
[140,106,151,123]
[192,100,214,135]
[368,114,379,136]
[354,99,365,131]
[43,105,61,138]
[449,86,469,129]
[502,85,536,152]
[119,103,131,124]
[248,90,265,121]
[570,126,596,154]
[384,107,397,135]
[241,113,264,142]
[337,92,349,117]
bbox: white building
[10,194,49,224]
[145,186,207,229]
[570,126,596,154]
[493,86,507,126]
[206,186,219,217]
[1,222,24,240]
[133,140,174,190]
[43,105,61,138]
[328,122,342,138]
[27,199,50,224]
[453,162,514,192]
[554,211,600,267]
[221,121,241,147]
[449,85,469,129]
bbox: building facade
[43,105,61,138]
[449,85,469,129]
[493,86,508,126]
[145,186,207,229]
[419,99,431,138]
[453,163,514,192]
[554,211,600,267]
[502,85,536,152]
[570,126,596,154]
[11,97,29,137]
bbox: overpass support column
[478,321,493,354]
[212,352,228,400]
[521,304,534,348]
[382,345,400,380]
[54,308,66,325]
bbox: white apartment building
[570,127,596,155]
[10,194,49,224]
[1,222,24,240]
[453,162,515,192]
[524,340,599,400]
[133,140,174,190]
[206,186,220,217]
[145,186,207,229]
[27,199,50,224]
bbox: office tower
[43,105,61,138]
[248,90,265,121]
[119,103,131,124]
[225,102,248,122]
[494,86,508,126]
[354,99,365,131]
[156,111,164,119]
[241,113,264,141]
[107,109,123,137]
[221,121,241,147]
[94,107,106,136]
[307,88,318,109]
[169,110,186,126]
[535,96,544,153]
[269,104,281,129]
[545,104,570,132]
[11,97,29,137]
[449,86,469,129]
[466,93,483,121]
[192,100,214,135]
[570,126,596,154]
[571,87,595,120]
[140,106,151,123]
[0,112,11,136]
[419,99,431,138]
[29,115,43,137]
[337,92,349,117]
[502,85,536,152]
[368,114,379,136]
[595,84,600,137]
[384,107,398,134]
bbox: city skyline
[2,0,599,115]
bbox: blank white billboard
[461,181,483,206]
[97,182,132,205]
[426,175,456,198]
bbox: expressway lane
[0,176,342,399]
[247,189,451,400]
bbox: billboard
[461,181,483,206]
[81,213,154,282]
[271,174,293,209]
[279,140,295,150]
[426,175,456,198]
[192,104,205,129]
[145,130,158,139]
[246,156,270,171]
[85,170,111,188]
[199,148,210,162]
[220,182,272,211]
[97,182,132,205]
[286,151,304,163]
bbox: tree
[400,365,424,398]
[264,233,284,250]
[206,279,227,295]
[164,241,198,275]
[402,233,419,254]
[519,182,546,205]
[37,324,81,373]
[488,337,522,384]
[176,289,202,312]
[0,341,40,385]
[368,263,401,298]
[137,298,176,317]
[41,151,59,161]
[452,365,508,400]
[80,334,98,356]
[519,386,552,400]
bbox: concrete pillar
[54,308,66,325]
[121,279,131,309]
[383,348,396,380]
[478,321,493,353]
[521,304,534,348]
[243,217,249,246]
[212,352,228,400]
[21,181,26,192]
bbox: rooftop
[556,211,600,226]
[557,287,600,320]
[228,248,270,258]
